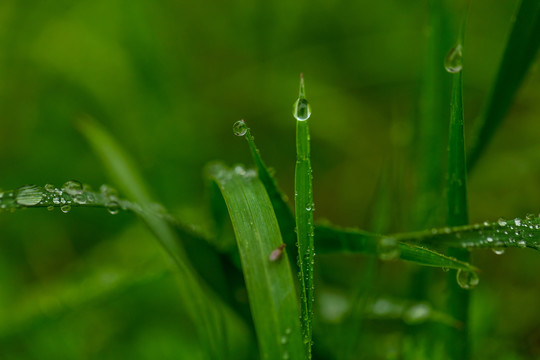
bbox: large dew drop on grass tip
[232,119,248,136]
[16,185,43,206]
[293,74,312,121]
[456,269,479,290]
[444,44,463,73]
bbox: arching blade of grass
[467,0,540,170]
[293,74,315,357]
[315,225,477,272]
[394,216,540,252]
[77,118,252,360]
[207,162,304,360]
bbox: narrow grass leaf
[293,74,315,357]
[467,0,540,170]
[315,225,477,272]
[207,162,304,360]
[78,118,252,360]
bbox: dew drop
[107,203,120,215]
[444,44,463,73]
[486,237,494,243]
[492,247,505,255]
[280,335,288,345]
[292,74,312,121]
[456,269,479,290]
[60,204,71,213]
[517,240,527,248]
[498,218,507,226]
[62,180,83,196]
[442,267,450,272]
[377,237,401,261]
[47,205,55,211]
[514,218,522,226]
[16,185,43,206]
[282,351,290,360]
[44,184,56,193]
[232,119,248,137]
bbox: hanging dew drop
[444,44,463,73]
[492,247,505,255]
[16,185,43,206]
[47,205,54,211]
[60,204,71,213]
[232,119,248,137]
[292,73,312,121]
[456,269,479,290]
[107,203,120,215]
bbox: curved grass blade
[467,0,540,170]
[77,118,252,360]
[293,74,315,357]
[315,225,477,272]
[207,162,304,360]
[395,216,540,252]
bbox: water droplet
[456,270,479,290]
[282,351,290,360]
[60,204,71,213]
[74,194,87,204]
[403,303,431,324]
[517,240,527,248]
[377,237,401,261]
[16,185,43,206]
[498,218,507,226]
[442,267,450,272]
[44,184,56,193]
[486,237,494,243]
[285,327,291,335]
[232,119,248,137]
[280,335,288,344]
[492,247,505,255]
[62,180,83,196]
[444,44,463,73]
[47,205,54,211]
[292,74,312,121]
[107,203,120,215]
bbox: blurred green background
[1,0,540,359]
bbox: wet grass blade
[467,0,540,170]
[234,120,298,262]
[207,162,304,360]
[444,19,470,359]
[293,74,315,357]
[315,225,478,272]
[78,118,251,360]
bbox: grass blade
[78,118,251,360]
[207,162,304,360]
[315,225,478,272]
[444,17,471,358]
[467,0,540,170]
[293,74,315,357]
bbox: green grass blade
[444,19,470,359]
[467,0,540,170]
[293,74,315,357]
[207,162,304,360]
[233,120,298,261]
[78,118,251,360]
[315,225,477,272]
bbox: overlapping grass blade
[315,225,477,272]
[78,118,251,360]
[207,162,304,360]
[468,0,540,170]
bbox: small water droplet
[282,351,290,360]
[444,44,463,73]
[456,269,479,290]
[377,237,401,261]
[232,119,248,137]
[486,237,494,243]
[285,328,291,335]
[517,240,527,248]
[60,204,71,213]
[62,180,83,196]
[44,184,56,193]
[492,247,505,255]
[292,74,312,121]
[47,205,54,211]
[280,335,288,344]
[442,267,450,272]
[16,185,43,206]
[514,218,521,226]
[498,218,507,226]
[107,203,120,215]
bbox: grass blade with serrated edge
[207,162,304,360]
[467,0,540,170]
[315,225,477,272]
[445,16,471,359]
[293,74,315,357]
[77,118,252,360]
